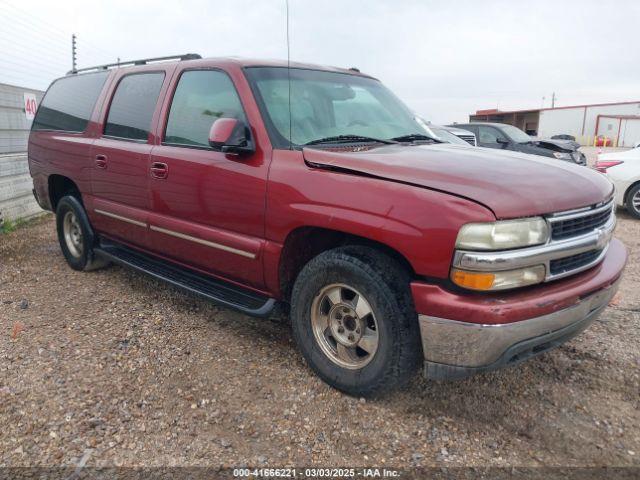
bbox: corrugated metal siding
[538,102,640,145]
[0,153,42,223]
[0,83,45,223]
[0,82,44,154]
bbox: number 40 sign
[24,93,38,121]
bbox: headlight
[553,152,572,160]
[451,265,546,291]
[455,218,549,251]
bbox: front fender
[265,150,495,284]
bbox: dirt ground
[1,213,638,470]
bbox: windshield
[500,124,532,143]
[245,67,427,148]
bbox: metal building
[469,100,640,146]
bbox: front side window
[104,73,165,141]
[245,67,426,148]
[164,70,246,147]
[32,71,109,132]
[478,126,507,145]
[499,124,532,143]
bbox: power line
[0,0,118,59]
[0,38,69,65]
[0,28,73,54]
[0,58,67,76]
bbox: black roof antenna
[286,0,292,150]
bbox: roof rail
[67,53,202,75]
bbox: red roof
[473,100,640,117]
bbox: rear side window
[32,71,109,132]
[164,70,245,147]
[104,73,165,141]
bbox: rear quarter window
[32,71,109,133]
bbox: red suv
[28,54,626,396]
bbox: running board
[94,240,276,317]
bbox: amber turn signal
[451,269,495,291]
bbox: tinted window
[104,73,164,141]
[245,67,423,148]
[478,126,507,144]
[32,72,109,132]
[165,70,245,147]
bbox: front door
[148,69,269,288]
[89,71,166,249]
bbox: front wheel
[290,246,422,397]
[626,184,640,219]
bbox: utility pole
[551,92,556,109]
[71,34,77,73]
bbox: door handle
[95,154,107,169]
[150,162,168,179]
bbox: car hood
[533,139,577,151]
[303,143,613,219]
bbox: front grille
[549,249,603,276]
[457,135,476,145]
[551,204,613,240]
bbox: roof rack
[67,53,202,74]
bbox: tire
[626,184,640,219]
[56,195,109,271]
[290,245,422,397]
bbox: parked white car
[596,147,640,219]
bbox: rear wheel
[56,195,109,271]
[627,184,640,219]
[290,246,422,397]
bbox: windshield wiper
[390,133,443,143]
[304,135,397,146]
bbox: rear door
[148,68,269,288]
[89,71,167,248]
[29,71,110,209]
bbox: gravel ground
[1,213,639,470]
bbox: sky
[1,0,639,124]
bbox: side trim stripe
[94,209,147,228]
[149,225,256,259]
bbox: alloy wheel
[310,283,379,369]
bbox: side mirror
[496,137,509,145]
[208,118,255,155]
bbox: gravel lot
[1,212,639,470]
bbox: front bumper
[413,238,627,380]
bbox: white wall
[585,103,640,138]
[538,108,585,138]
[538,102,640,145]
[0,82,44,154]
[619,119,640,148]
